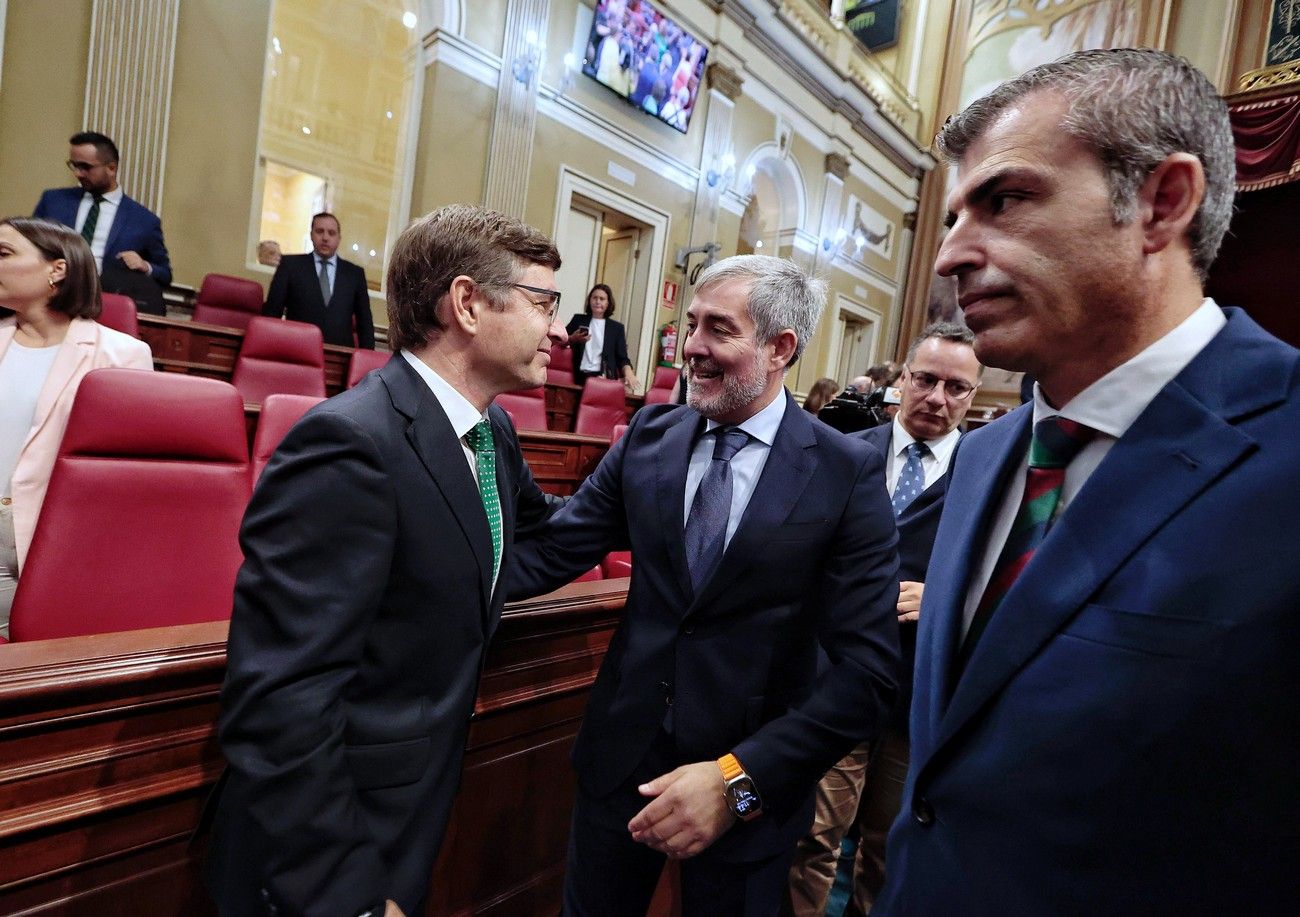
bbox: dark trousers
[563,731,794,917]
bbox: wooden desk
[0,580,628,916]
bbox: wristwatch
[717,753,763,822]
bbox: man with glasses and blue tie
[209,205,567,917]
[263,211,376,348]
[33,130,172,287]
[787,322,980,916]
[508,254,901,916]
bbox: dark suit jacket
[263,253,375,348]
[856,422,956,734]
[566,314,630,378]
[208,355,559,917]
[877,308,1300,916]
[509,394,900,862]
[34,186,172,286]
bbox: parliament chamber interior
[1,1,1298,914]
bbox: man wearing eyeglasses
[786,322,979,916]
[209,205,567,917]
[33,131,172,287]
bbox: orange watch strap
[717,753,744,782]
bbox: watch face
[727,778,761,817]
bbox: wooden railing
[0,580,629,916]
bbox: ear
[49,258,67,286]
[443,274,482,336]
[1137,152,1203,259]
[767,329,798,371]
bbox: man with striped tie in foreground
[875,49,1300,916]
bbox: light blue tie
[683,426,750,591]
[891,441,929,517]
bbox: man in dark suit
[509,255,901,916]
[876,49,1300,916]
[33,130,172,287]
[263,212,376,348]
[786,323,979,916]
[208,205,567,917]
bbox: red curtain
[1231,93,1300,191]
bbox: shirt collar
[316,253,337,267]
[890,416,961,463]
[399,350,486,439]
[1033,297,1226,438]
[86,187,124,205]
[703,386,786,447]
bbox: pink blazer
[0,316,154,572]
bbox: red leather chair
[574,377,627,438]
[602,552,632,578]
[611,424,629,445]
[347,348,390,388]
[98,292,140,337]
[251,394,324,484]
[7,369,249,641]
[232,317,326,405]
[547,342,574,385]
[495,387,548,431]
[192,273,265,330]
[643,365,679,405]
[573,567,603,582]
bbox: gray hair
[694,254,826,366]
[936,48,1235,281]
[905,321,976,363]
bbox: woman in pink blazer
[0,218,153,637]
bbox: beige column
[483,0,550,217]
[686,62,744,254]
[83,0,180,216]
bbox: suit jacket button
[660,680,673,705]
[682,624,695,635]
[912,797,935,826]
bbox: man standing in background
[263,211,375,348]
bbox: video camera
[817,385,899,434]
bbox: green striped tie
[463,419,502,582]
[81,194,104,244]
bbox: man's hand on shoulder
[898,580,924,622]
[628,761,735,859]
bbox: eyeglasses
[906,369,977,400]
[66,159,105,173]
[509,283,562,320]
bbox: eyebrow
[944,166,1042,228]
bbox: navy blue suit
[34,186,172,286]
[876,309,1300,916]
[509,394,900,909]
[855,422,954,734]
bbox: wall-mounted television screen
[582,0,709,134]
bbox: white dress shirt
[683,387,786,549]
[74,186,124,273]
[960,298,1227,637]
[400,350,485,483]
[884,418,962,497]
[580,318,606,373]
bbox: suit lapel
[690,394,817,613]
[23,320,96,450]
[381,358,494,620]
[104,195,131,258]
[656,407,701,605]
[931,310,1290,758]
[919,408,1030,729]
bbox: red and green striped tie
[958,416,1096,670]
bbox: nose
[934,213,983,278]
[548,318,566,345]
[923,384,948,409]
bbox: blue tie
[684,426,750,591]
[891,441,929,517]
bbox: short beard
[686,352,768,420]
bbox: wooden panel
[0,582,628,916]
